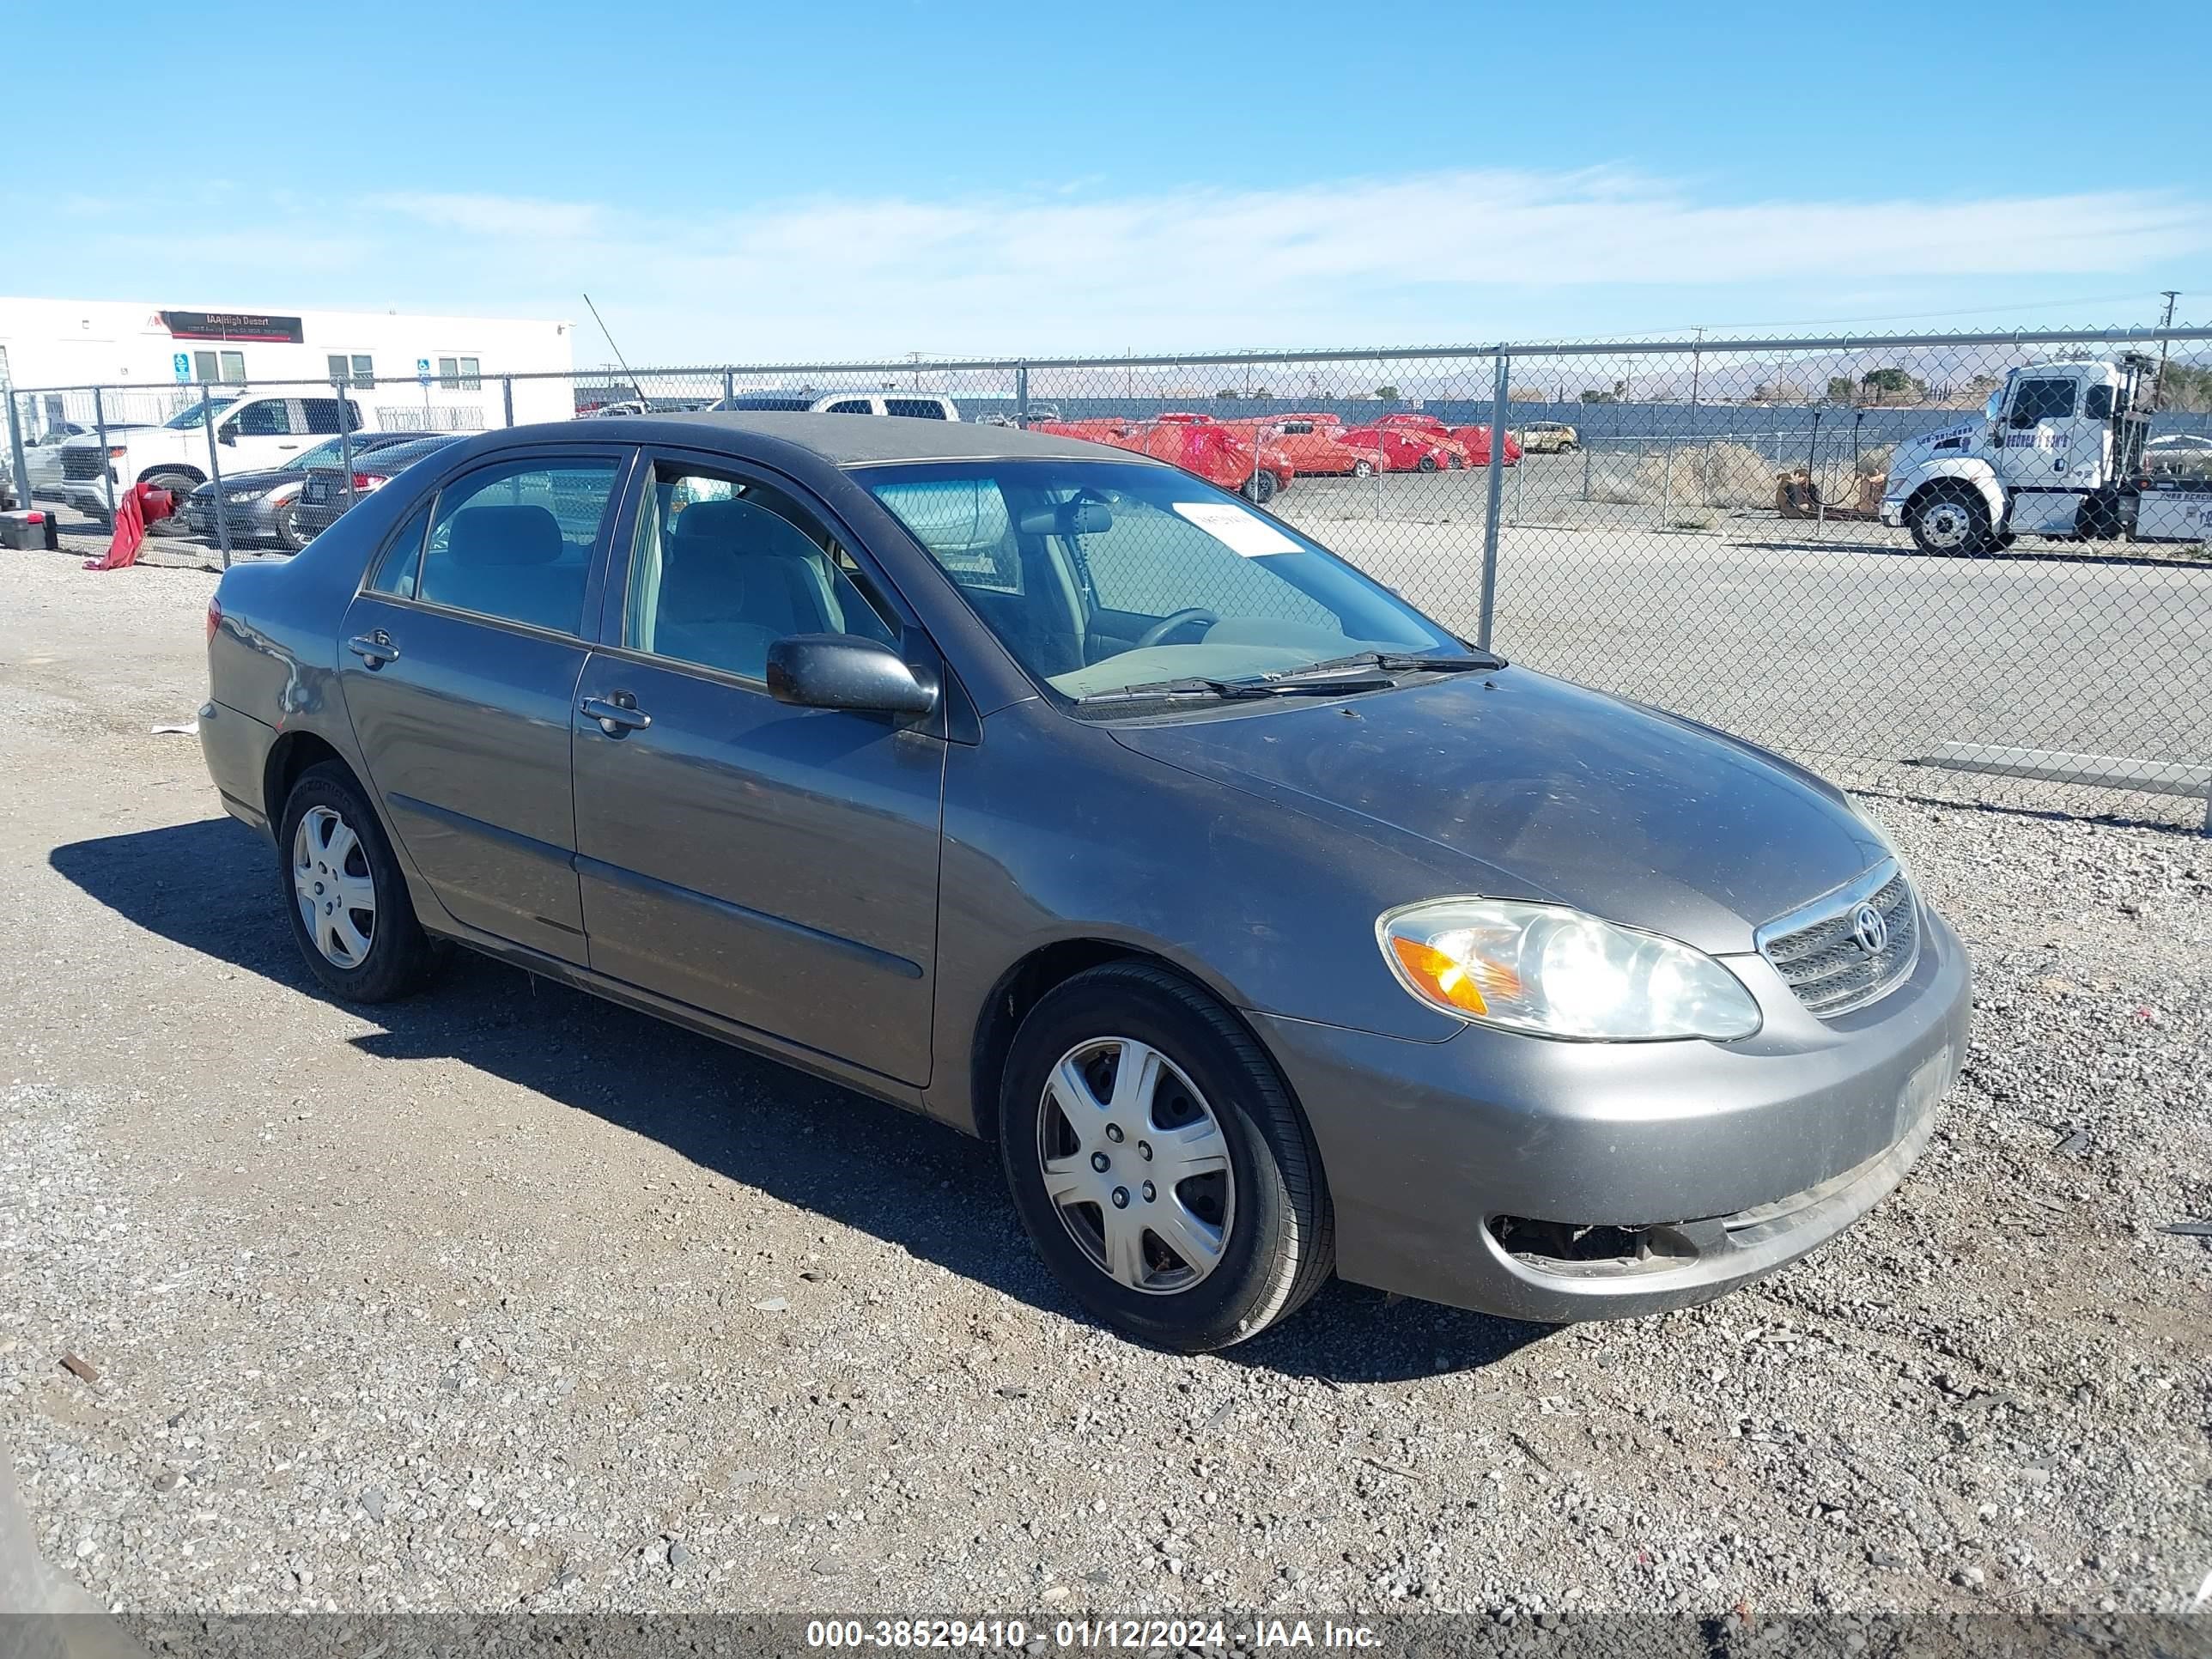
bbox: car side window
[2085,385,2113,421]
[623,463,896,683]
[300,398,353,435]
[825,399,872,416]
[884,398,946,420]
[415,457,621,635]
[2012,379,2076,423]
[232,400,294,437]
[369,501,435,598]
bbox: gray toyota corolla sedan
[198,413,1970,1351]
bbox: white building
[0,296,579,433]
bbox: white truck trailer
[1881,354,2211,551]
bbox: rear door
[569,450,945,1083]
[338,446,633,963]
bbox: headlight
[227,488,268,503]
[1376,898,1761,1041]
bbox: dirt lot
[1,544,2208,1620]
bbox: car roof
[489,410,1161,468]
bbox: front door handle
[580,694,651,735]
[347,632,399,667]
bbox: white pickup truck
[57,392,376,526]
[1881,354,2211,551]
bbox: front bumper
[1252,907,1971,1322]
[186,496,283,540]
[1880,497,1906,528]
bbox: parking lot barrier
[4,393,28,513]
[1478,350,1509,650]
[198,387,233,570]
[92,388,114,519]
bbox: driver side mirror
[767,633,938,717]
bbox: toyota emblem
[1850,902,1889,955]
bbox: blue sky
[8,0,2208,363]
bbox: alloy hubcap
[1036,1036,1235,1295]
[292,805,376,968]
[1923,502,1970,547]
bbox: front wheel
[1417,454,1439,474]
[143,471,201,537]
[1907,484,1990,556]
[275,498,309,553]
[999,963,1334,1352]
[1351,459,1374,479]
[1242,469,1277,505]
[278,762,437,1002]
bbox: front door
[338,447,632,963]
[571,453,945,1084]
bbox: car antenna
[582,292,645,410]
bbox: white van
[58,392,382,522]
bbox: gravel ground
[0,545,2208,1622]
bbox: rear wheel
[999,963,1333,1352]
[1417,454,1439,474]
[1243,469,1277,505]
[2075,490,2124,541]
[277,763,436,1003]
[1907,483,1990,556]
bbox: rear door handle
[347,632,398,667]
[580,695,651,735]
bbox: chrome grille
[1757,861,1918,1018]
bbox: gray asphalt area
[0,542,2207,1622]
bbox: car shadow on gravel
[52,816,1551,1382]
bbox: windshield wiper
[1077,672,1396,707]
[1267,649,1507,684]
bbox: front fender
[1887,455,2004,524]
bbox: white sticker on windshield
[1171,501,1300,556]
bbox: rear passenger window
[416,457,621,635]
[825,399,872,415]
[884,399,946,420]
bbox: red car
[1337,424,1459,473]
[1034,419,1287,502]
[1222,416,1385,478]
[1376,412,1520,467]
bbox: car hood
[1108,667,1888,954]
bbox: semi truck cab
[1879,355,2191,550]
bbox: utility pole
[2151,289,2180,410]
[1688,325,1705,416]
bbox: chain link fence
[8,325,2211,827]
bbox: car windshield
[163,398,238,429]
[864,459,1461,702]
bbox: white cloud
[25,167,2209,361]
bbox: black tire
[275,498,308,553]
[999,962,1334,1352]
[2075,491,2124,541]
[1906,483,1990,556]
[143,471,201,538]
[276,762,436,1003]
[1243,468,1278,505]
[1417,454,1439,474]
